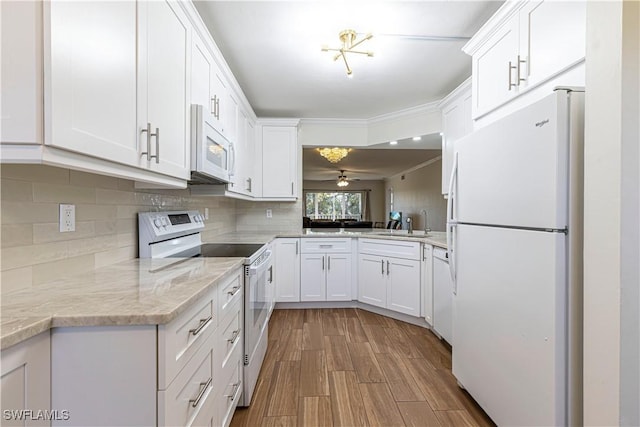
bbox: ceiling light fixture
[390,140,398,145]
[317,147,351,163]
[337,170,349,187]
[412,136,422,141]
[321,29,373,77]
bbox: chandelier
[317,147,351,163]
[337,171,349,187]
[321,29,373,77]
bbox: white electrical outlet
[266,209,273,218]
[204,208,209,220]
[59,204,76,232]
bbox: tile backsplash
[1,165,238,292]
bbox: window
[305,191,363,220]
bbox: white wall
[383,158,446,231]
[583,1,640,425]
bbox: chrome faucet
[406,217,413,234]
[420,209,431,234]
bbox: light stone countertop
[1,257,244,349]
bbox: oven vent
[244,266,250,276]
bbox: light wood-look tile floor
[230,309,495,427]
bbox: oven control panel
[138,210,204,257]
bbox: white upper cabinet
[137,0,191,180]
[46,1,138,166]
[439,78,472,196]
[260,121,299,200]
[191,32,215,117]
[464,0,586,120]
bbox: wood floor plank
[266,361,301,416]
[342,308,360,318]
[304,308,323,323]
[355,308,386,325]
[284,309,305,329]
[358,382,405,427]
[362,324,395,354]
[302,322,324,351]
[322,313,346,336]
[278,328,303,361]
[434,410,479,427]
[375,352,425,402]
[231,375,272,427]
[299,350,329,397]
[261,416,297,427]
[404,358,464,411]
[260,339,282,381]
[328,371,368,427]
[297,396,333,427]
[397,401,443,427]
[324,335,354,371]
[345,317,368,343]
[384,326,424,359]
[347,342,386,383]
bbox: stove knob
[197,214,204,223]
[193,215,200,223]
[160,217,168,227]
[153,218,162,229]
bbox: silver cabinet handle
[189,315,212,336]
[216,97,221,120]
[268,265,273,283]
[322,255,325,270]
[319,244,332,249]
[328,255,331,270]
[508,61,517,91]
[225,381,241,400]
[152,127,159,164]
[386,260,390,275]
[211,96,217,118]
[291,182,294,195]
[516,55,526,86]
[227,329,241,344]
[295,240,299,255]
[381,259,384,275]
[227,286,241,297]
[189,377,212,408]
[246,177,252,192]
[141,122,152,159]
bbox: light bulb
[390,140,398,145]
[412,136,422,141]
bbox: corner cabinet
[1,332,51,427]
[438,78,472,196]
[259,120,300,200]
[358,239,421,317]
[464,0,586,121]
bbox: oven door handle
[248,249,273,276]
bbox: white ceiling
[194,1,503,119]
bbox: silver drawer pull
[224,381,242,400]
[227,329,241,344]
[189,377,212,408]
[227,286,241,297]
[189,315,212,336]
[319,244,333,248]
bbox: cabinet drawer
[301,238,350,253]
[158,330,215,427]
[158,288,217,389]
[359,238,421,260]
[216,299,242,371]
[218,270,243,322]
[218,355,243,427]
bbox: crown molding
[299,118,368,127]
[462,0,527,55]
[437,77,472,109]
[367,100,441,124]
[256,118,301,127]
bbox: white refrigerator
[447,89,584,426]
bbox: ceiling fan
[319,170,361,187]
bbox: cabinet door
[1,0,43,144]
[300,253,326,301]
[422,245,434,325]
[326,253,352,301]
[1,332,50,427]
[262,126,297,198]
[47,1,138,165]
[518,0,586,89]
[472,17,519,119]
[358,254,386,308]
[210,67,228,136]
[138,0,190,179]
[387,258,421,316]
[274,238,300,302]
[433,256,453,344]
[191,32,214,116]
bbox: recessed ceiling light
[412,136,421,141]
[390,140,398,145]
[439,132,444,136]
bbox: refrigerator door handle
[447,152,458,286]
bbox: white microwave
[190,104,233,184]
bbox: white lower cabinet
[422,244,434,325]
[433,248,453,344]
[274,238,301,302]
[48,268,243,427]
[358,238,421,317]
[300,238,352,302]
[1,332,51,427]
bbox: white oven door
[245,250,272,366]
